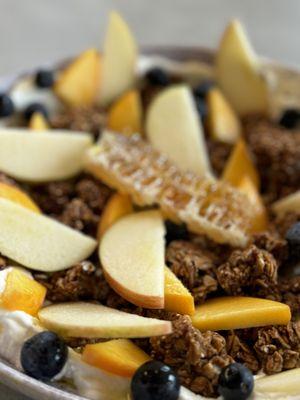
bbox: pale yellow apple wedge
[0,129,92,182]
[255,368,300,396]
[146,85,211,176]
[99,210,165,309]
[272,190,300,216]
[216,20,269,115]
[39,302,172,338]
[99,12,138,106]
[0,198,96,272]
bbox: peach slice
[0,182,40,213]
[82,339,150,377]
[207,88,241,144]
[272,190,300,216]
[29,112,50,131]
[55,48,100,107]
[97,193,133,240]
[164,267,195,315]
[0,268,46,316]
[222,138,259,189]
[191,296,291,331]
[238,176,268,233]
[107,90,143,136]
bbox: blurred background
[1,0,300,78]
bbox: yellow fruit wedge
[82,339,150,377]
[0,182,40,213]
[164,267,195,315]
[222,138,259,189]
[238,176,268,233]
[0,268,46,316]
[255,368,300,396]
[207,88,241,144]
[55,48,101,107]
[191,296,291,331]
[107,90,143,136]
[29,112,49,131]
[272,190,300,216]
[97,193,133,240]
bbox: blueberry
[286,222,300,262]
[21,331,68,381]
[24,103,49,121]
[279,109,300,129]
[145,68,170,87]
[165,220,189,244]
[193,80,214,100]
[35,69,55,88]
[131,360,180,400]
[195,97,208,121]
[218,363,254,400]
[0,93,14,118]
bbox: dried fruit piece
[85,132,252,246]
[29,112,50,131]
[191,296,291,331]
[82,339,150,377]
[272,190,300,216]
[0,182,40,213]
[0,268,46,316]
[107,90,143,136]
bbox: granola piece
[226,331,260,373]
[207,139,232,177]
[279,276,300,317]
[0,254,8,270]
[34,261,110,303]
[0,172,18,187]
[216,245,279,298]
[75,177,111,213]
[254,322,300,374]
[166,240,218,304]
[51,105,106,137]
[243,115,300,202]
[252,232,288,266]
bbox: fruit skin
[146,68,170,87]
[0,182,41,213]
[131,361,180,400]
[97,193,133,239]
[82,339,150,377]
[29,112,50,131]
[35,70,55,88]
[218,363,254,400]
[107,90,143,136]
[165,220,189,245]
[20,331,68,381]
[0,93,15,118]
[286,222,300,262]
[24,103,48,121]
[279,108,300,129]
[0,268,46,316]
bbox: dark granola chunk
[51,105,106,137]
[166,240,219,304]
[216,245,279,299]
[207,140,232,176]
[252,232,288,266]
[149,314,232,397]
[243,115,300,202]
[34,261,110,303]
[0,254,8,270]
[225,331,260,373]
[279,276,300,317]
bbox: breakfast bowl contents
[0,9,300,400]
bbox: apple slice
[0,129,92,182]
[222,138,259,189]
[107,90,143,136]
[38,302,172,338]
[97,193,133,239]
[0,182,40,213]
[164,267,195,315]
[55,48,101,107]
[82,339,150,377]
[29,112,50,131]
[255,368,300,396]
[100,12,138,106]
[272,190,300,216]
[0,268,46,316]
[191,296,291,331]
[207,88,241,144]
[216,20,269,115]
[0,198,96,272]
[99,210,165,309]
[146,85,211,176]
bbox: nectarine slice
[191,296,291,331]
[0,268,46,316]
[222,138,259,189]
[55,48,101,107]
[107,90,143,136]
[97,193,133,239]
[29,112,50,131]
[164,267,195,315]
[82,339,150,377]
[0,182,40,213]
